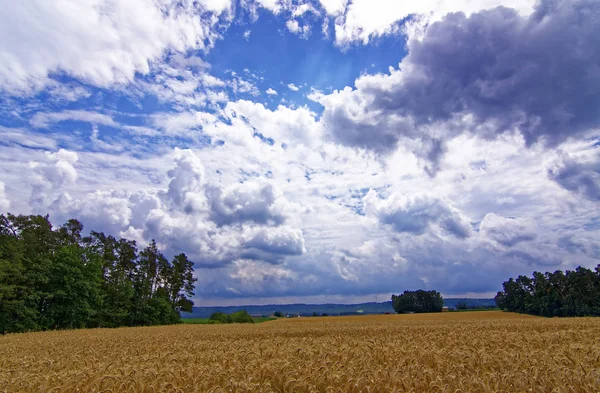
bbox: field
[1,311,599,392]
[181,317,277,324]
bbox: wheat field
[1,311,599,392]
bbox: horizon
[1,0,599,305]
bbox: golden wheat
[1,311,599,392]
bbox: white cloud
[286,19,301,33]
[29,149,79,209]
[266,88,278,95]
[30,110,117,129]
[197,0,233,13]
[286,20,311,37]
[292,4,319,17]
[333,0,535,46]
[0,182,9,212]
[0,0,229,94]
[287,83,300,91]
[318,0,347,15]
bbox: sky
[1,0,599,306]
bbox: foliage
[0,213,197,333]
[391,290,444,313]
[230,310,254,323]
[495,265,600,317]
[207,310,255,324]
[209,312,232,324]
[273,311,283,317]
[3,312,600,392]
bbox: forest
[0,213,196,334]
[495,265,600,317]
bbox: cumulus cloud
[0,0,230,94]
[164,149,208,213]
[333,0,534,46]
[225,100,321,146]
[30,149,78,208]
[241,225,306,263]
[315,0,600,170]
[286,20,311,37]
[266,88,278,95]
[549,150,600,202]
[287,83,300,91]
[363,190,472,238]
[479,213,536,247]
[209,180,293,226]
[24,147,305,269]
[318,0,348,15]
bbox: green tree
[0,213,198,333]
[391,290,444,313]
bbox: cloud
[241,225,306,263]
[363,189,472,238]
[164,148,208,213]
[24,147,305,270]
[197,0,233,13]
[318,0,348,15]
[286,20,311,37]
[266,88,278,95]
[549,149,600,202]
[30,149,79,209]
[0,0,230,95]
[30,110,117,129]
[208,180,293,226]
[287,83,300,91]
[225,100,320,145]
[333,0,535,46]
[0,182,9,212]
[479,213,536,247]
[315,0,600,170]
[229,75,260,96]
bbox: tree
[168,253,197,312]
[496,265,600,317]
[456,301,468,310]
[391,290,444,313]
[209,312,232,324]
[0,213,198,333]
[273,311,283,317]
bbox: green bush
[208,312,232,324]
[230,310,254,323]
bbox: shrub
[208,312,232,324]
[230,310,254,324]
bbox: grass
[2,311,599,392]
[181,316,277,324]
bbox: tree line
[391,290,444,313]
[0,213,197,334]
[495,265,600,317]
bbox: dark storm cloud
[319,0,600,159]
[549,151,600,201]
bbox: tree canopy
[0,213,197,334]
[391,290,444,313]
[495,265,600,317]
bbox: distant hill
[182,298,496,318]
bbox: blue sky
[1,0,599,306]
